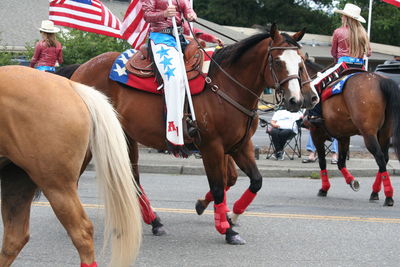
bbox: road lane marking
[32,202,400,224]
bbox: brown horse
[303,59,400,206]
[71,24,318,244]
[0,66,142,266]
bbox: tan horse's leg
[0,164,37,267]
[40,176,95,265]
[127,136,166,236]
[195,155,237,215]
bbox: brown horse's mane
[209,32,271,74]
[209,31,302,76]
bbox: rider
[308,3,371,124]
[141,0,222,156]
[30,20,63,73]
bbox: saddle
[125,36,206,81]
[324,68,367,90]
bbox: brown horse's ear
[305,52,309,60]
[270,23,279,41]
[292,27,306,42]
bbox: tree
[194,0,400,46]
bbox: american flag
[120,0,149,49]
[49,0,122,38]
[382,0,400,7]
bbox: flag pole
[366,0,373,70]
[189,0,193,37]
[167,0,197,121]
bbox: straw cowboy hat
[38,20,60,33]
[334,3,366,23]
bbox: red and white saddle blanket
[109,48,214,95]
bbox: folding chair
[260,118,302,160]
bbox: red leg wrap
[372,171,382,193]
[381,171,393,197]
[320,170,330,191]
[139,186,157,224]
[205,187,230,202]
[81,262,97,267]
[233,189,257,215]
[340,168,354,184]
[214,203,230,234]
[205,191,214,202]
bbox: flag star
[113,63,127,76]
[126,49,135,58]
[160,57,173,70]
[156,46,170,58]
[164,66,176,80]
[120,54,129,65]
[332,82,342,92]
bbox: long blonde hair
[342,16,370,58]
[40,31,58,47]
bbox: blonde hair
[40,31,58,47]
[342,16,370,58]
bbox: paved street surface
[5,170,400,267]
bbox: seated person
[268,109,303,160]
[302,135,338,164]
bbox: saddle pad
[109,49,214,95]
[321,72,360,102]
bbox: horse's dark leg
[202,148,245,245]
[311,128,330,196]
[195,155,236,215]
[127,137,166,236]
[229,141,262,226]
[337,137,360,192]
[363,134,394,206]
[0,163,37,266]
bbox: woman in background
[30,20,63,72]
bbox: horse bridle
[266,45,312,104]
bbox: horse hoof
[384,197,394,207]
[195,200,206,215]
[152,225,167,236]
[350,180,360,192]
[225,234,246,245]
[369,192,379,201]
[151,215,167,236]
[317,189,328,197]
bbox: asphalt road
[5,171,400,267]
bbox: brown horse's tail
[379,77,400,160]
[71,82,142,267]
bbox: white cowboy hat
[334,3,366,23]
[38,20,60,33]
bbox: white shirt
[271,110,303,133]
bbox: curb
[87,163,400,178]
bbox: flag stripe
[120,0,150,49]
[382,0,400,7]
[49,0,122,38]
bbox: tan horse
[0,66,142,267]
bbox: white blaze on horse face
[279,50,302,100]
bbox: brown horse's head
[268,24,319,111]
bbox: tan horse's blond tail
[71,81,142,267]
